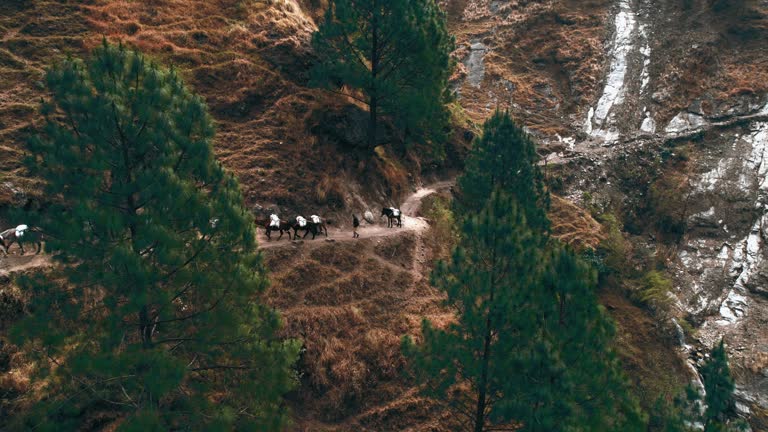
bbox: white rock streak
[587,0,651,142]
[718,123,768,324]
[638,22,652,95]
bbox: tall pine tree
[310,0,454,151]
[404,191,643,432]
[657,340,747,432]
[701,340,742,432]
[11,42,300,431]
[454,111,549,231]
[405,191,546,432]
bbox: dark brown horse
[291,216,311,240]
[263,216,292,241]
[291,216,329,240]
[381,207,402,228]
[308,215,328,239]
[0,225,43,255]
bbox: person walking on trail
[352,214,360,238]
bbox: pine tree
[455,111,549,232]
[310,0,454,151]
[661,341,747,432]
[701,340,740,432]
[404,191,643,432]
[508,246,644,431]
[10,41,300,431]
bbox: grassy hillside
[0,0,459,220]
[6,0,767,430]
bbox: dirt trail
[257,180,454,249]
[0,253,50,277]
[0,181,454,275]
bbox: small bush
[649,175,689,238]
[597,213,629,277]
[547,174,564,194]
[638,271,675,314]
[422,195,458,261]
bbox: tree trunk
[369,95,378,148]
[474,314,493,432]
[474,257,497,432]
[139,305,153,348]
[368,0,379,149]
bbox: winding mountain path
[0,180,454,276]
[257,180,454,249]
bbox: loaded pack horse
[264,214,293,240]
[0,224,43,255]
[291,215,328,240]
[381,207,402,228]
[309,215,328,239]
[292,216,310,240]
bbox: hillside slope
[2,0,768,429]
[0,0,451,222]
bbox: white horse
[0,224,43,255]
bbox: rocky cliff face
[448,0,768,428]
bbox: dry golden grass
[262,236,450,431]
[650,1,768,123]
[549,195,605,251]
[447,0,611,132]
[0,0,430,218]
[600,287,689,412]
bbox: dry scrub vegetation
[263,236,453,431]
[445,0,612,135]
[0,0,437,217]
[649,0,768,123]
[0,0,728,429]
[549,194,605,251]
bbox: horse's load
[15,224,28,237]
[390,208,400,217]
[297,216,307,228]
[269,214,280,228]
[310,215,321,225]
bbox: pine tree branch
[64,107,82,139]
[155,337,197,344]
[190,364,251,372]
[378,35,421,69]
[336,27,370,72]
[319,87,369,106]
[154,279,230,326]
[378,49,414,82]
[159,234,214,283]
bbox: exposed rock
[585,0,653,144]
[689,99,706,116]
[664,111,708,135]
[652,88,670,103]
[688,206,719,229]
[712,96,768,119]
[464,41,487,88]
[640,110,656,134]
